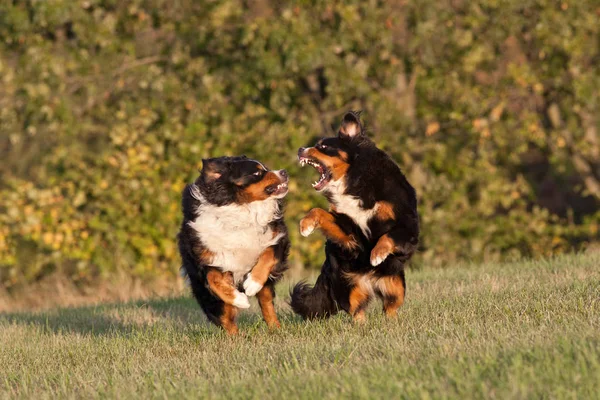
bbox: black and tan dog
[178,156,290,334]
[291,112,419,322]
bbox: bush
[1,0,598,287]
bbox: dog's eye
[318,144,327,150]
[253,170,263,176]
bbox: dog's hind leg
[348,282,371,323]
[206,268,250,309]
[375,275,406,317]
[219,304,239,334]
[256,284,280,329]
[194,288,240,335]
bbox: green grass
[1,253,599,399]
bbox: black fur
[291,112,418,320]
[178,156,290,331]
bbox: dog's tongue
[312,175,328,191]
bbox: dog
[178,156,290,334]
[290,111,419,322]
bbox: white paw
[232,291,250,309]
[300,222,315,237]
[370,253,388,267]
[243,274,263,297]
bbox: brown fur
[348,283,370,323]
[250,247,277,286]
[306,147,350,181]
[220,304,239,334]
[256,286,280,328]
[371,234,395,264]
[343,272,406,319]
[196,248,215,264]
[377,276,405,317]
[237,171,282,203]
[291,111,417,323]
[375,201,396,221]
[206,268,237,304]
[300,208,359,250]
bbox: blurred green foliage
[1,0,598,288]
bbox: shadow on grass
[0,296,201,336]
[1,308,131,336]
[0,295,305,337]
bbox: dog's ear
[201,158,226,181]
[338,111,364,139]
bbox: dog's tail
[290,274,338,320]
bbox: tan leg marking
[206,268,237,304]
[348,282,371,323]
[256,286,280,328]
[243,247,278,297]
[370,234,395,266]
[376,276,405,317]
[300,208,358,250]
[251,247,277,286]
[220,304,239,335]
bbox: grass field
[1,253,599,399]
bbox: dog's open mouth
[299,156,331,191]
[266,181,288,196]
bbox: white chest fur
[188,191,283,283]
[327,179,379,238]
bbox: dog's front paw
[243,273,263,297]
[370,249,390,266]
[232,291,251,309]
[370,235,394,266]
[299,215,318,237]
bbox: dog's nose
[279,169,288,180]
[298,148,305,157]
